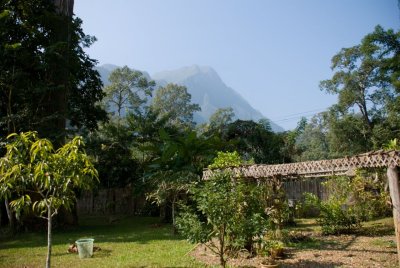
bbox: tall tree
[208,107,235,133]
[278,117,307,163]
[103,66,155,118]
[151,83,201,129]
[320,25,400,150]
[223,120,283,164]
[0,0,106,141]
[361,26,400,135]
[53,0,74,16]
[47,0,74,137]
[295,114,330,161]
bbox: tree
[295,114,330,161]
[362,26,400,137]
[176,152,267,267]
[361,26,400,92]
[279,117,307,163]
[320,25,400,150]
[151,83,201,129]
[0,132,98,268]
[103,66,155,118]
[0,0,106,140]
[85,123,137,189]
[325,109,371,157]
[208,107,235,133]
[223,120,284,164]
[145,129,219,228]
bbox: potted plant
[269,240,284,259]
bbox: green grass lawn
[0,216,209,268]
[0,216,395,268]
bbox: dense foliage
[0,0,106,141]
[292,25,400,160]
[305,172,390,235]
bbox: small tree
[176,152,266,267]
[146,170,195,231]
[0,132,98,268]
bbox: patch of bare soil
[191,234,398,267]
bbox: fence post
[387,166,400,266]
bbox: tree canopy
[151,83,201,129]
[318,25,400,155]
[103,66,155,118]
[0,0,106,140]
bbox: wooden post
[387,166,400,266]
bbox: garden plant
[0,132,98,268]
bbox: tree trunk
[44,0,74,144]
[4,199,15,233]
[53,0,74,16]
[387,166,400,266]
[172,195,178,235]
[219,224,227,268]
[46,206,52,268]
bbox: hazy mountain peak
[153,65,221,84]
[101,63,119,72]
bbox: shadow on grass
[290,217,395,252]
[52,252,70,257]
[358,223,395,237]
[92,248,112,258]
[280,260,343,268]
[290,234,397,256]
[0,216,184,250]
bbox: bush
[305,192,360,235]
[176,171,267,267]
[262,176,291,236]
[350,170,391,220]
[304,172,390,235]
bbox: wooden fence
[283,178,329,202]
[76,187,146,216]
[76,180,329,216]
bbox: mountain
[96,64,284,132]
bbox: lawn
[0,216,398,268]
[0,216,208,268]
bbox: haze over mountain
[96,64,284,132]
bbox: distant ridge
[96,64,284,132]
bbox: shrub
[262,176,291,237]
[176,172,267,267]
[304,172,390,235]
[207,151,243,169]
[305,192,360,235]
[350,170,391,220]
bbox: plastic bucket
[76,238,94,258]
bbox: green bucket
[76,238,94,258]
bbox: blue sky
[74,0,399,130]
